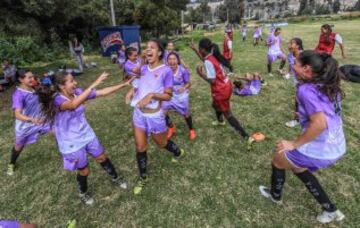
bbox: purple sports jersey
[267,34,285,63]
[162,65,190,116]
[131,64,173,109]
[0,220,20,228]
[132,64,173,135]
[295,83,346,160]
[253,28,260,38]
[117,50,126,66]
[234,80,262,96]
[288,53,298,85]
[12,87,50,147]
[53,88,97,154]
[124,59,141,77]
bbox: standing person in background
[258,25,263,41]
[241,24,248,42]
[223,32,233,64]
[70,38,86,73]
[253,26,261,46]
[117,44,126,69]
[315,24,346,58]
[2,59,17,85]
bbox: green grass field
[1,19,360,227]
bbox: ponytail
[37,71,69,124]
[211,43,233,72]
[298,50,344,102]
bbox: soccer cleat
[316,210,345,224]
[268,73,274,77]
[79,192,94,205]
[167,125,176,139]
[284,73,291,80]
[7,164,15,176]
[133,178,146,195]
[171,149,186,163]
[247,136,255,151]
[112,176,128,189]
[285,120,299,128]
[259,185,282,205]
[212,120,226,126]
[189,129,197,140]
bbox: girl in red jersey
[315,24,345,58]
[191,38,253,144]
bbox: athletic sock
[279,60,286,69]
[99,158,118,179]
[165,115,174,128]
[164,140,181,157]
[10,147,20,165]
[226,116,249,138]
[267,64,272,73]
[76,174,88,194]
[270,164,286,200]
[295,170,337,212]
[136,151,147,179]
[185,116,194,130]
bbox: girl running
[315,24,345,58]
[37,72,132,205]
[259,50,346,224]
[266,28,286,76]
[190,38,252,144]
[285,38,304,128]
[126,39,185,195]
[163,52,196,140]
[7,70,51,176]
[253,26,261,46]
[223,32,233,63]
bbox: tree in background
[333,0,341,13]
[199,0,211,23]
[216,0,245,23]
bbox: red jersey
[315,32,337,55]
[205,55,232,101]
[223,37,232,61]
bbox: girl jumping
[259,51,346,224]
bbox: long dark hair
[125,47,137,61]
[167,51,181,65]
[15,69,30,84]
[321,24,333,42]
[198,38,233,72]
[291,37,304,51]
[37,71,69,124]
[298,50,344,102]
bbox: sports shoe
[7,164,15,176]
[268,73,274,77]
[284,73,291,80]
[167,125,176,139]
[285,120,299,128]
[79,192,94,205]
[316,210,345,224]
[246,136,255,150]
[189,129,197,140]
[259,185,282,205]
[112,176,128,189]
[212,120,226,126]
[171,149,186,163]
[133,178,146,195]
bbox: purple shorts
[0,220,20,228]
[267,52,285,64]
[285,150,342,172]
[15,124,50,147]
[61,137,104,171]
[133,108,167,136]
[162,94,190,116]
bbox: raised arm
[190,41,204,62]
[60,72,108,111]
[96,77,134,97]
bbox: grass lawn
[1,19,360,227]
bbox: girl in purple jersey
[37,72,133,205]
[266,28,286,76]
[125,39,185,195]
[233,72,263,96]
[163,52,196,140]
[7,70,51,176]
[285,38,304,128]
[259,51,346,224]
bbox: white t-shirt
[335,34,343,44]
